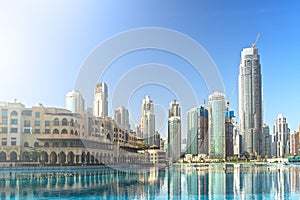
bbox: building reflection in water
[0,165,300,199]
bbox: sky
[0,1,300,138]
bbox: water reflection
[0,164,300,199]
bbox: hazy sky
[1,1,300,137]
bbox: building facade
[238,47,263,156]
[225,108,234,157]
[65,90,85,113]
[208,92,225,159]
[141,96,155,146]
[262,124,271,157]
[290,131,299,156]
[0,101,144,166]
[94,82,108,117]
[168,100,181,162]
[273,114,290,157]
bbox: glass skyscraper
[238,47,263,156]
[208,92,225,159]
[141,96,155,146]
[94,82,108,117]
[168,100,181,162]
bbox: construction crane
[252,33,260,48]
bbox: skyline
[1,1,300,134]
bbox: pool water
[0,164,300,199]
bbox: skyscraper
[187,105,208,155]
[114,106,130,131]
[94,82,108,117]
[262,124,271,157]
[141,96,155,146]
[273,114,290,157]
[65,90,85,113]
[238,47,263,156]
[208,92,225,159]
[168,100,181,162]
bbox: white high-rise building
[168,100,181,162]
[273,114,290,157]
[114,106,130,131]
[238,47,263,156]
[94,82,108,117]
[65,90,85,113]
[208,92,226,159]
[141,96,155,146]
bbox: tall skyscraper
[187,105,208,155]
[225,104,235,157]
[238,46,263,156]
[208,92,225,159]
[273,114,290,157]
[168,100,181,162]
[94,82,108,117]
[114,106,130,131]
[65,90,85,113]
[262,124,271,157]
[141,96,155,146]
[290,131,298,156]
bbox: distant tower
[94,82,108,117]
[273,114,290,157]
[168,100,181,162]
[114,106,130,131]
[141,96,155,146]
[65,90,85,113]
[208,92,226,159]
[238,46,263,155]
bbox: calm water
[0,164,300,199]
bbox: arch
[50,151,57,164]
[22,152,30,161]
[0,151,7,162]
[40,151,48,163]
[75,130,78,135]
[10,110,18,116]
[86,152,90,164]
[61,129,68,134]
[58,151,66,164]
[81,152,86,163]
[91,152,95,164]
[44,142,49,147]
[70,130,74,135]
[10,151,17,162]
[53,129,59,134]
[70,119,74,126]
[34,142,39,147]
[95,152,99,164]
[62,118,68,126]
[107,134,111,141]
[24,142,29,147]
[53,118,59,126]
[67,151,75,164]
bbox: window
[53,129,59,134]
[10,119,18,125]
[34,142,39,147]
[34,129,40,134]
[53,118,59,126]
[10,111,18,116]
[45,120,50,126]
[2,119,7,125]
[45,129,50,134]
[34,121,40,126]
[1,127,7,133]
[11,138,16,146]
[1,138,7,146]
[61,129,68,134]
[24,120,30,127]
[24,142,29,147]
[1,109,8,117]
[24,128,31,133]
[35,112,40,118]
[10,128,18,133]
[62,118,68,126]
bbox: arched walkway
[50,151,57,164]
[40,151,48,163]
[58,151,66,164]
[10,152,17,162]
[0,151,7,162]
[22,152,30,161]
[67,151,75,164]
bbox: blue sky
[0,1,300,137]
